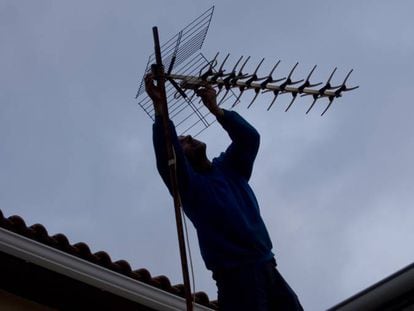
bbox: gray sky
[1,1,414,310]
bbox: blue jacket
[153,110,274,271]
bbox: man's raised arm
[146,74,194,197]
[197,86,260,181]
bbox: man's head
[178,135,211,172]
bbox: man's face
[178,135,207,162]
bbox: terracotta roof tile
[0,209,218,309]
[152,275,172,291]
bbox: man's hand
[145,73,164,116]
[196,85,224,118]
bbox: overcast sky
[1,1,414,310]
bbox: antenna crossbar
[171,73,338,97]
[167,57,359,116]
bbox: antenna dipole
[172,56,359,116]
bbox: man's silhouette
[146,74,303,310]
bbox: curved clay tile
[0,209,218,309]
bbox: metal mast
[151,27,193,311]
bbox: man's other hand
[196,85,224,118]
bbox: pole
[151,26,193,311]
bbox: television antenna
[136,7,358,136]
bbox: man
[146,74,303,311]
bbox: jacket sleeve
[217,110,260,181]
[152,116,195,199]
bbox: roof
[328,262,414,311]
[0,208,218,310]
